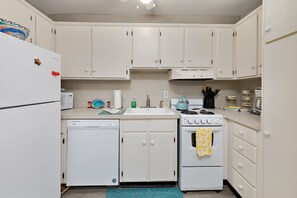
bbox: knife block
[203,96,215,109]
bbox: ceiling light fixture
[120,0,155,10]
[139,0,152,4]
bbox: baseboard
[120,182,177,188]
[223,179,242,198]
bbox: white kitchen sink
[124,107,175,115]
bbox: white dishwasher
[66,120,119,186]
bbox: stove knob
[201,119,206,124]
[214,119,219,124]
[195,119,200,124]
[207,119,213,124]
[188,119,193,124]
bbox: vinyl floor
[61,185,237,198]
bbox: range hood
[169,68,214,80]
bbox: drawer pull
[142,140,146,145]
[237,163,243,168]
[238,184,244,190]
[239,130,244,135]
[151,140,155,145]
[239,146,244,151]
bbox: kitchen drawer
[233,136,257,164]
[233,123,257,146]
[121,120,148,132]
[232,169,256,198]
[150,120,176,132]
[232,150,257,187]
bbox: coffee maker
[250,87,261,115]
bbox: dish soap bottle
[131,98,137,108]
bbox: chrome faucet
[146,95,150,108]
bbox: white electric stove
[171,99,224,191]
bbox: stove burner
[180,110,198,115]
[199,109,215,115]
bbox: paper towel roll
[114,90,122,109]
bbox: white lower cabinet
[122,132,148,181]
[120,119,177,182]
[229,122,259,197]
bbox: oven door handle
[191,132,214,147]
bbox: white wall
[62,71,244,108]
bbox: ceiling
[25,0,262,17]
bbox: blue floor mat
[106,187,184,198]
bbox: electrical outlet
[164,91,169,99]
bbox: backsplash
[61,72,260,109]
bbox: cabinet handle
[151,140,155,145]
[188,60,191,63]
[85,69,89,72]
[265,28,271,32]
[259,64,262,67]
[238,146,244,151]
[251,66,255,70]
[239,130,244,135]
[142,140,146,145]
[93,70,96,73]
[238,184,243,190]
[180,60,184,63]
[237,163,243,168]
[264,131,271,137]
[218,71,223,73]
[155,60,158,63]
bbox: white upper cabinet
[159,27,184,68]
[132,27,159,68]
[236,14,258,78]
[185,28,213,68]
[258,9,262,76]
[36,15,54,51]
[0,0,35,44]
[264,0,297,43]
[56,26,91,78]
[92,27,128,79]
[215,28,234,79]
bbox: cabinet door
[185,28,213,68]
[264,0,297,43]
[236,15,258,77]
[56,26,91,78]
[263,34,297,198]
[216,28,234,78]
[258,10,262,76]
[132,27,159,68]
[149,133,176,181]
[0,0,35,43]
[159,27,184,68]
[122,133,148,182]
[36,15,54,51]
[92,27,128,78]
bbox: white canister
[114,90,122,109]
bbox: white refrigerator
[0,33,61,198]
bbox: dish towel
[196,128,212,157]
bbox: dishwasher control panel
[67,120,119,130]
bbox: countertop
[61,108,260,131]
[214,109,261,131]
[61,108,180,120]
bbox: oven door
[180,126,223,167]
